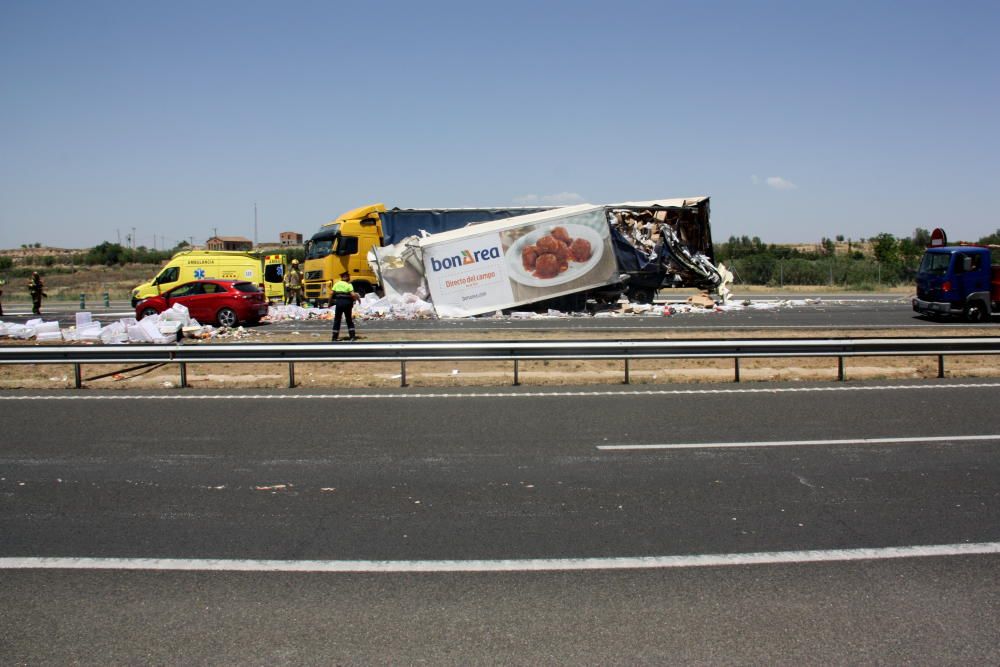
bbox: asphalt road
[2,382,999,663]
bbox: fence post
[734,357,740,382]
[179,362,187,388]
[79,293,85,309]
[288,362,295,388]
[938,355,945,378]
[624,358,630,385]
[103,292,110,308]
[74,363,82,389]
[400,360,408,388]
[838,356,845,381]
[513,359,520,386]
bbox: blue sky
[1,0,997,249]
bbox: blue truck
[913,245,1000,322]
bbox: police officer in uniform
[284,259,304,306]
[331,271,359,341]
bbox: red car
[135,280,268,327]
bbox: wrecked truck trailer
[607,197,718,303]
[372,198,723,317]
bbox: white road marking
[0,382,999,401]
[598,434,1000,451]
[1,542,997,573]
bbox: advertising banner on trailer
[419,205,619,317]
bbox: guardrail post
[938,355,945,378]
[103,292,110,308]
[623,358,630,385]
[734,357,740,383]
[288,362,295,388]
[74,363,82,389]
[179,362,187,389]
[838,356,845,381]
[513,359,520,386]
[78,293,85,310]
[400,360,408,388]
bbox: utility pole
[254,202,258,247]
[131,227,136,250]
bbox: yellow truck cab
[132,250,286,306]
[303,203,385,305]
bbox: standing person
[27,271,45,315]
[284,258,304,306]
[331,271,359,341]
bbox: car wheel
[139,307,158,320]
[216,307,239,327]
[964,301,987,323]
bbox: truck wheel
[216,307,239,327]
[627,287,654,304]
[963,301,987,323]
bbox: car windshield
[234,282,259,293]
[918,252,952,275]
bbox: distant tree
[820,237,835,255]
[978,229,1000,245]
[898,237,923,266]
[871,233,900,264]
[33,242,41,248]
[85,241,129,266]
[912,228,931,247]
[0,256,12,270]
[835,235,845,242]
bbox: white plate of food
[506,223,605,287]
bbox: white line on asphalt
[1,382,999,401]
[598,434,1000,451]
[1,542,997,573]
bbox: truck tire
[963,301,988,323]
[626,287,654,304]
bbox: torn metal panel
[606,198,721,297]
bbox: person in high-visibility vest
[331,271,360,341]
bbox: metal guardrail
[1,337,999,388]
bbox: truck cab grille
[305,270,324,281]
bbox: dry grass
[2,264,161,300]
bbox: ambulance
[131,250,286,306]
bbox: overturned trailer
[372,197,724,317]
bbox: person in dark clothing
[28,272,45,315]
[331,271,359,341]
